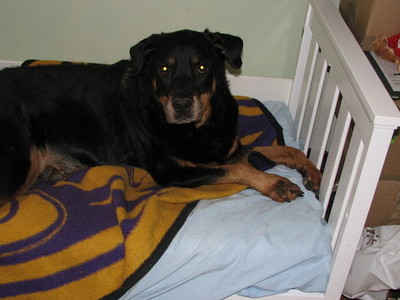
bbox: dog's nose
[172,97,193,111]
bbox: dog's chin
[166,117,198,125]
[164,111,202,125]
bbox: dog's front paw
[266,176,304,202]
[299,164,322,197]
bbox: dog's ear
[204,30,243,69]
[129,36,156,75]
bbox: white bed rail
[288,0,400,299]
[229,0,400,299]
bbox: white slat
[308,68,340,168]
[289,4,316,120]
[319,100,352,215]
[328,129,364,249]
[293,37,319,142]
[298,52,328,153]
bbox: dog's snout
[172,97,193,111]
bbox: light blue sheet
[121,101,332,300]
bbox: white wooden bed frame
[226,0,400,299]
[0,0,399,299]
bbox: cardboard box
[365,180,400,227]
[365,136,400,227]
[340,0,400,50]
[380,134,400,179]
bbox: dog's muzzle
[172,97,193,113]
[169,96,196,124]
[161,93,205,125]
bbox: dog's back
[0,63,131,204]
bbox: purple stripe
[0,171,152,265]
[0,201,19,224]
[63,168,89,184]
[0,243,124,297]
[239,113,277,147]
[0,191,66,258]
[121,207,144,238]
[239,114,269,135]
[237,99,258,107]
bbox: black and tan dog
[0,29,321,206]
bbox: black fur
[0,29,244,202]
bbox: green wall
[0,0,338,78]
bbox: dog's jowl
[0,29,321,206]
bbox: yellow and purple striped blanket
[0,97,282,299]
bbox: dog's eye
[197,64,208,74]
[159,65,169,75]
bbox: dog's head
[129,29,243,126]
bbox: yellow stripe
[157,184,246,204]
[234,95,251,100]
[2,260,124,300]
[0,226,122,284]
[53,166,128,191]
[240,131,263,145]
[0,195,61,245]
[26,60,87,67]
[238,105,263,117]
[26,60,63,66]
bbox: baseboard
[0,60,22,69]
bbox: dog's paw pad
[270,178,303,202]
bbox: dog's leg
[38,149,90,181]
[247,146,322,195]
[215,163,304,202]
[0,143,88,207]
[164,159,304,202]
